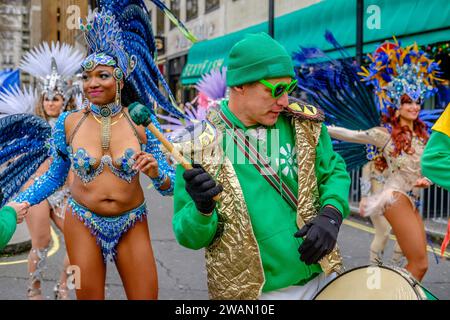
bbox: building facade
[0,0,90,85]
[0,0,31,71]
[146,0,320,103]
[38,0,89,52]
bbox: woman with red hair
[326,39,442,281]
[329,94,432,281]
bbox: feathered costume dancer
[195,67,228,109]
[0,41,83,300]
[8,0,196,270]
[294,33,443,216]
[421,105,450,257]
[294,34,445,277]
[0,0,195,206]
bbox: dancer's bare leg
[115,217,158,300]
[64,208,106,300]
[384,192,428,281]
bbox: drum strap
[218,110,298,211]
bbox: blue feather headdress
[80,10,136,79]
[79,1,197,119]
[359,38,443,111]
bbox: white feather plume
[20,42,84,79]
[0,85,38,117]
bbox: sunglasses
[259,79,298,99]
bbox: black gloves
[294,206,343,265]
[183,164,223,214]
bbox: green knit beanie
[226,32,295,87]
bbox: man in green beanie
[172,33,351,299]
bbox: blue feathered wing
[97,0,196,120]
[0,114,51,207]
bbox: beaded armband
[151,168,168,189]
[151,168,173,196]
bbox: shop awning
[181,0,450,85]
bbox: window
[205,0,220,13]
[156,8,165,35]
[186,0,198,21]
[170,0,180,30]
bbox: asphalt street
[0,175,449,300]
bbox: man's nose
[277,93,289,108]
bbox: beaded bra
[68,146,139,183]
[67,109,144,184]
[14,110,175,207]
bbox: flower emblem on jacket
[275,143,298,180]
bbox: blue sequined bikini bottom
[68,197,148,263]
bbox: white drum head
[314,265,424,300]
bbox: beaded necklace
[86,101,123,150]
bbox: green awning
[181,0,450,85]
[180,23,267,85]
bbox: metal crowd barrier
[348,169,449,223]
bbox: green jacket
[422,131,450,191]
[422,105,450,191]
[173,102,350,292]
[0,206,17,251]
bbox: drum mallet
[128,102,221,201]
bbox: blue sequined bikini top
[67,111,144,184]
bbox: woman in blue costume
[10,1,195,300]
[21,42,82,300]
